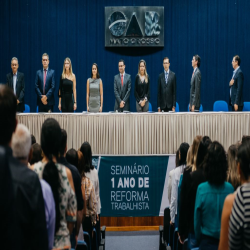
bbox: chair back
[175,102,179,112]
[243,102,250,111]
[213,101,228,112]
[148,102,152,111]
[24,104,30,113]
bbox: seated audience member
[58,129,84,249]
[30,142,43,165]
[78,149,97,245]
[0,85,48,250]
[12,123,55,250]
[194,141,234,250]
[30,118,77,250]
[170,143,189,225]
[66,148,79,168]
[242,135,250,144]
[228,141,250,249]
[80,142,101,242]
[31,134,36,144]
[178,135,202,247]
[227,144,240,190]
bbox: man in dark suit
[229,55,244,111]
[35,53,55,112]
[157,57,176,112]
[114,59,131,112]
[189,55,201,112]
[0,85,48,250]
[6,57,25,112]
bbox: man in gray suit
[114,59,131,112]
[189,55,201,112]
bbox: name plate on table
[105,6,164,47]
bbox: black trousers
[38,104,53,112]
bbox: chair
[148,102,153,111]
[175,102,179,112]
[36,106,39,113]
[83,231,91,250]
[159,225,165,250]
[243,102,250,111]
[24,104,30,113]
[213,101,228,112]
[93,228,98,250]
[76,240,88,250]
[187,104,203,112]
[182,239,188,250]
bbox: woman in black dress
[134,59,150,112]
[58,58,77,112]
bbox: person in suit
[0,85,48,250]
[157,57,176,112]
[35,53,55,112]
[6,57,25,112]
[114,59,131,112]
[229,55,244,111]
[189,55,201,112]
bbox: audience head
[242,135,250,145]
[204,141,228,185]
[237,140,250,182]
[0,85,17,146]
[196,136,212,169]
[186,145,193,167]
[91,63,100,79]
[66,148,78,168]
[59,129,67,157]
[31,134,36,145]
[80,141,94,173]
[178,142,190,166]
[41,118,61,234]
[12,124,31,163]
[30,143,43,165]
[191,135,203,171]
[175,149,180,167]
[227,144,240,190]
[138,59,148,83]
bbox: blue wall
[0,0,249,112]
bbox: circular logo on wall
[108,11,127,37]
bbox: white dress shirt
[13,72,18,95]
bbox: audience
[227,144,240,190]
[30,118,77,249]
[12,124,55,250]
[30,142,43,164]
[58,129,84,249]
[178,135,202,246]
[170,143,189,225]
[0,85,48,250]
[229,140,250,249]
[194,141,234,250]
[31,134,36,144]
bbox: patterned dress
[33,161,77,250]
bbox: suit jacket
[229,67,244,106]
[6,72,25,112]
[157,70,176,110]
[5,146,48,250]
[35,68,55,106]
[189,68,201,110]
[114,73,131,111]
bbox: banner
[94,155,175,217]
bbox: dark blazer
[114,73,131,111]
[229,67,244,107]
[189,68,201,110]
[6,72,25,112]
[179,168,206,239]
[35,68,55,106]
[5,146,48,250]
[134,74,150,102]
[157,70,176,110]
[58,157,84,211]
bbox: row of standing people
[6,53,243,113]
[0,84,100,250]
[167,134,250,250]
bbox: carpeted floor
[105,231,159,250]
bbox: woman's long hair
[137,59,148,83]
[80,142,94,174]
[227,144,240,190]
[41,118,61,234]
[62,57,73,79]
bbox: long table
[17,112,250,154]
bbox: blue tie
[165,72,168,84]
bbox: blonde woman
[134,59,150,112]
[87,63,103,112]
[58,58,77,112]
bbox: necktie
[165,72,168,84]
[43,69,47,94]
[121,74,123,87]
